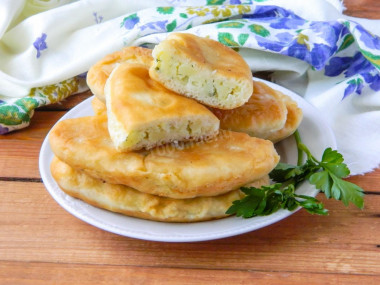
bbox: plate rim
[39,78,337,242]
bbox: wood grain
[1,261,380,285]
[1,181,379,275]
[344,0,380,19]
[0,111,66,178]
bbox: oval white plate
[39,78,336,242]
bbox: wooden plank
[0,111,65,178]
[1,181,379,275]
[0,140,43,179]
[1,261,379,285]
[346,171,380,193]
[344,0,380,19]
[0,111,66,141]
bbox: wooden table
[1,1,379,284]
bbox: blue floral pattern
[121,13,140,29]
[93,12,103,24]
[325,52,380,98]
[33,33,48,58]
[117,4,380,101]
[357,24,380,50]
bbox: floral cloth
[0,0,379,175]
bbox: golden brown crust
[158,33,252,81]
[266,93,303,142]
[105,62,219,151]
[86,47,153,102]
[51,157,270,223]
[210,81,303,142]
[91,97,106,116]
[49,115,279,199]
[149,33,253,109]
[109,63,212,126]
[211,81,288,137]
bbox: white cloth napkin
[0,0,379,176]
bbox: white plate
[39,78,336,242]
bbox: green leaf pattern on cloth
[238,33,249,45]
[248,24,270,37]
[338,34,355,52]
[206,0,226,5]
[217,22,245,28]
[157,7,175,15]
[166,20,177,32]
[0,78,78,133]
[218,32,239,46]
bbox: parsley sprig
[226,130,364,218]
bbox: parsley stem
[298,142,318,163]
[294,130,304,166]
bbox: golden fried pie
[87,46,153,103]
[266,92,303,142]
[91,96,106,116]
[49,115,279,199]
[51,157,270,222]
[211,81,288,138]
[105,63,219,151]
[149,33,253,110]
[211,81,303,142]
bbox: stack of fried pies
[49,33,303,222]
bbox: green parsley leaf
[308,147,364,208]
[270,159,319,186]
[309,171,332,198]
[269,162,301,182]
[321,147,344,164]
[227,130,365,218]
[323,174,364,208]
[226,183,328,218]
[295,195,328,215]
[226,184,283,218]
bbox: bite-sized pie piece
[86,46,153,103]
[105,63,220,151]
[149,33,253,110]
[211,81,288,139]
[51,157,270,223]
[49,115,280,199]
